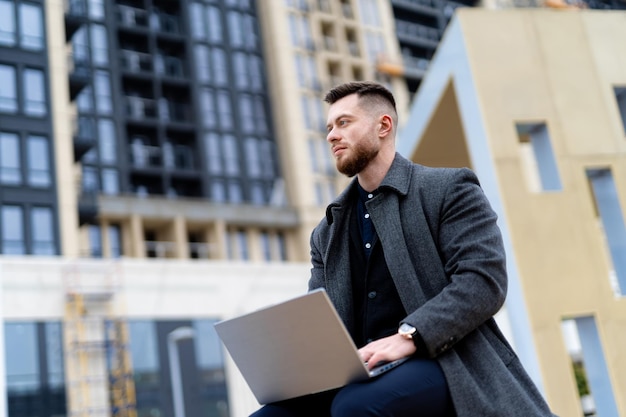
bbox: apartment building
[0,0,410,416]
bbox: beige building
[398,8,626,416]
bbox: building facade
[398,9,626,416]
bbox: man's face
[326,94,380,177]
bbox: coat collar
[325,153,413,225]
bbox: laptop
[214,288,407,404]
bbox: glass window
[109,224,122,257]
[19,3,43,50]
[204,133,222,174]
[101,168,119,195]
[88,0,105,20]
[245,137,261,178]
[2,205,25,254]
[76,85,94,112]
[249,55,263,92]
[251,182,265,205]
[277,232,287,260]
[31,207,56,255]
[212,48,228,86]
[128,321,162,416]
[254,96,268,134]
[200,88,217,128]
[190,2,206,40]
[233,52,248,89]
[44,322,65,388]
[260,231,271,260]
[217,91,233,130]
[91,25,108,66]
[88,225,102,257]
[260,140,275,179]
[82,166,99,192]
[228,180,242,203]
[94,70,112,114]
[72,27,90,64]
[194,45,211,82]
[0,131,21,184]
[243,14,256,50]
[211,180,226,202]
[98,119,116,163]
[23,68,47,117]
[239,95,254,133]
[27,135,51,187]
[223,135,239,176]
[207,6,222,42]
[0,64,17,113]
[0,0,16,46]
[4,322,39,392]
[235,229,248,260]
[227,11,243,47]
[614,87,626,136]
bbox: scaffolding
[63,262,137,417]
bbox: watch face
[399,323,416,335]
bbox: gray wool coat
[309,153,556,416]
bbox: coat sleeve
[308,226,325,291]
[406,168,508,358]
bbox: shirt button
[367,193,373,199]
[365,243,371,249]
[368,291,377,299]
[364,213,370,219]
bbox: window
[27,135,51,187]
[228,180,242,203]
[561,317,619,417]
[239,95,254,133]
[109,224,122,257]
[233,52,248,89]
[2,205,25,254]
[223,135,239,175]
[614,87,626,136]
[98,119,116,163]
[90,24,108,66]
[94,71,112,114]
[227,11,243,47]
[260,231,271,260]
[82,166,99,192]
[76,85,94,112]
[4,321,66,417]
[23,68,47,116]
[217,91,233,130]
[190,2,206,39]
[204,133,222,174]
[212,48,228,86]
[101,168,119,195]
[19,3,43,50]
[515,122,562,192]
[587,168,626,296]
[0,64,17,113]
[200,88,217,128]
[194,45,211,82]
[207,6,222,42]
[0,0,15,46]
[31,207,56,255]
[254,96,268,134]
[88,0,105,20]
[0,131,21,184]
[88,225,102,257]
[245,137,261,178]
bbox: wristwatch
[398,323,417,340]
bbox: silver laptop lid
[214,288,370,404]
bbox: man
[251,82,556,416]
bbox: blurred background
[0,0,625,416]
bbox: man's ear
[378,114,393,138]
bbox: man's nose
[326,128,339,143]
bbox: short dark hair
[324,81,397,112]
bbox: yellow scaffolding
[63,262,137,417]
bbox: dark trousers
[249,357,455,417]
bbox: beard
[336,142,379,177]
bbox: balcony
[126,96,158,120]
[64,0,88,41]
[120,50,153,74]
[130,142,162,169]
[68,55,91,101]
[78,191,98,225]
[154,55,185,79]
[73,116,96,161]
[117,5,149,29]
[150,12,182,36]
[396,20,440,47]
[159,99,192,124]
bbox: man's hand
[358,333,416,370]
